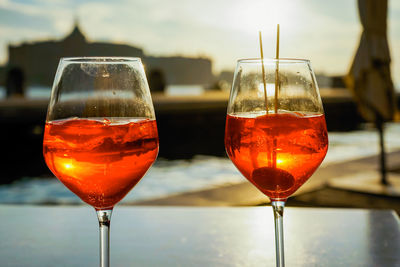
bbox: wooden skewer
[259,31,268,114]
[274,24,280,114]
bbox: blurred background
[0,0,399,211]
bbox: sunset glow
[0,0,399,86]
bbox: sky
[0,0,399,86]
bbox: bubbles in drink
[225,112,328,200]
[43,118,159,209]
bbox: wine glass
[225,58,328,266]
[43,57,159,267]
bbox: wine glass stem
[271,201,285,267]
[96,209,113,267]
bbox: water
[0,156,244,205]
[0,85,205,99]
[1,86,400,205]
[1,83,399,99]
[0,86,51,99]
[166,85,204,96]
[1,123,400,205]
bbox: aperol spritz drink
[225,58,328,266]
[43,57,158,267]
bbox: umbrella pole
[376,116,388,185]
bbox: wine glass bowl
[225,58,328,201]
[43,57,158,266]
[225,110,328,201]
[43,117,158,209]
[225,58,328,266]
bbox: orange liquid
[43,118,159,209]
[225,112,328,201]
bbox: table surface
[1,205,399,267]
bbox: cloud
[0,0,50,16]
[0,0,73,33]
[0,7,52,30]
[0,0,398,86]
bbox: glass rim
[60,57,142,63]
[237,58,310,64]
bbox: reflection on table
[1,205,399,266]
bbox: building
[1,23,214,89]
[145,56,213,86]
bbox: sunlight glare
[258,83,276,98]
[64,163,74,170]
[231,0,300,38]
